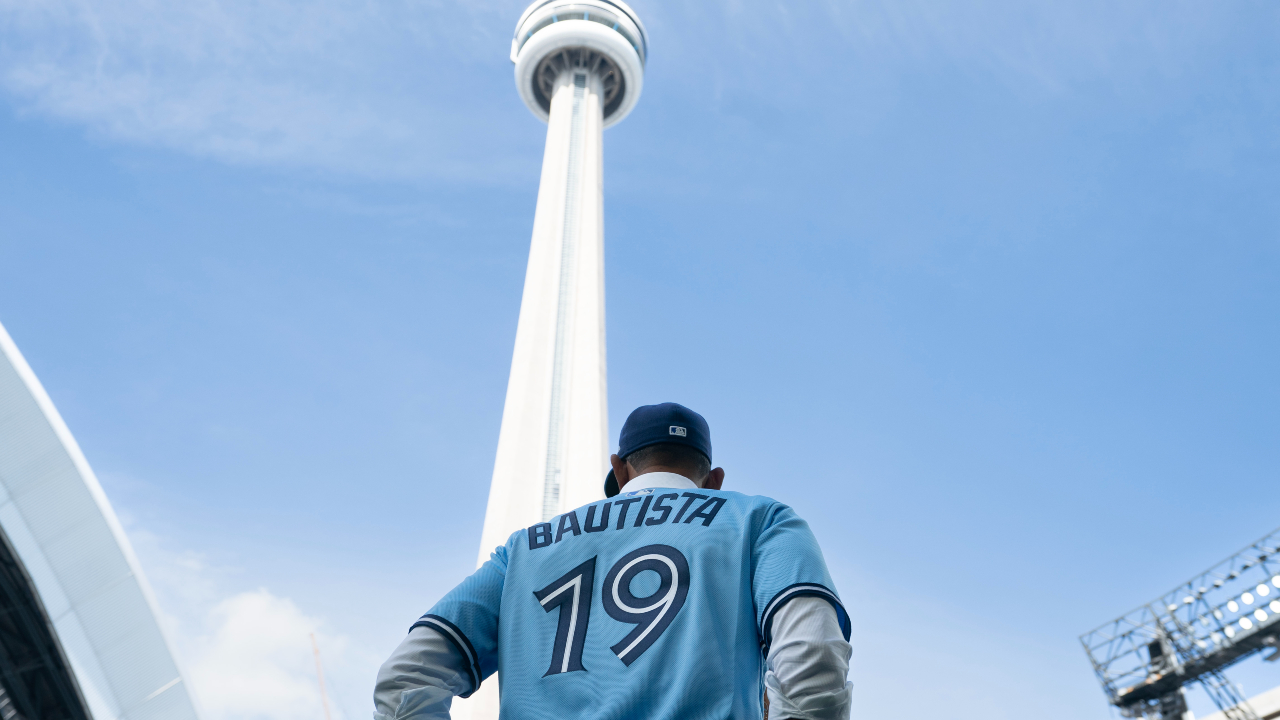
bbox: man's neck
[620,471,700,493]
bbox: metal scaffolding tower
[1081,527,1280,720]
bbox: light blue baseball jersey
[414,487,850,720]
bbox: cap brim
[604,468,620,498]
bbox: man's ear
[610,454,632,489]
[703,467,725,491]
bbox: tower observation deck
[458,2,647,718]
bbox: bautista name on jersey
[415,488,850,720]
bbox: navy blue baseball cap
[604,402,712,497]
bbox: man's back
[417,478,849,719]
[375,403,852,720]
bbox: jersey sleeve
[410,542,509,697]
[751,502,851,653]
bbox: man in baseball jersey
[374,402,852,719]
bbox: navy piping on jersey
[410,614,483,696]
[758,583,851,652]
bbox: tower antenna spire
[310,632,333,720]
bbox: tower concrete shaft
[455,59,608,720]
[455,3,646,717]
[476,66,609,567]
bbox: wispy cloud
[128,527,374,720]
[193,589,344,720]
[0,0,531,179]
[649,0,1265,102]
[0,0,1272,178]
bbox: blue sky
[2,0,1279,718]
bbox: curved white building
[461,2,647,718]
[0,321,201,720]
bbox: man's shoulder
[702,489,797,518]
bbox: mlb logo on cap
[669,426,687,437]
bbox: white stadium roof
[1196,686,1280,720]
[0,320,201,720]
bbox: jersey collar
[620,471,699,493]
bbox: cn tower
[457,3,648,717]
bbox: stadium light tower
[1081,527,1280,720]
[457,2,647,718]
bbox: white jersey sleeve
[765,596,853,720]
[373,626,470,720]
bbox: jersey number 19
[534,544,690,676]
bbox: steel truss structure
[1082,527,1280,720]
